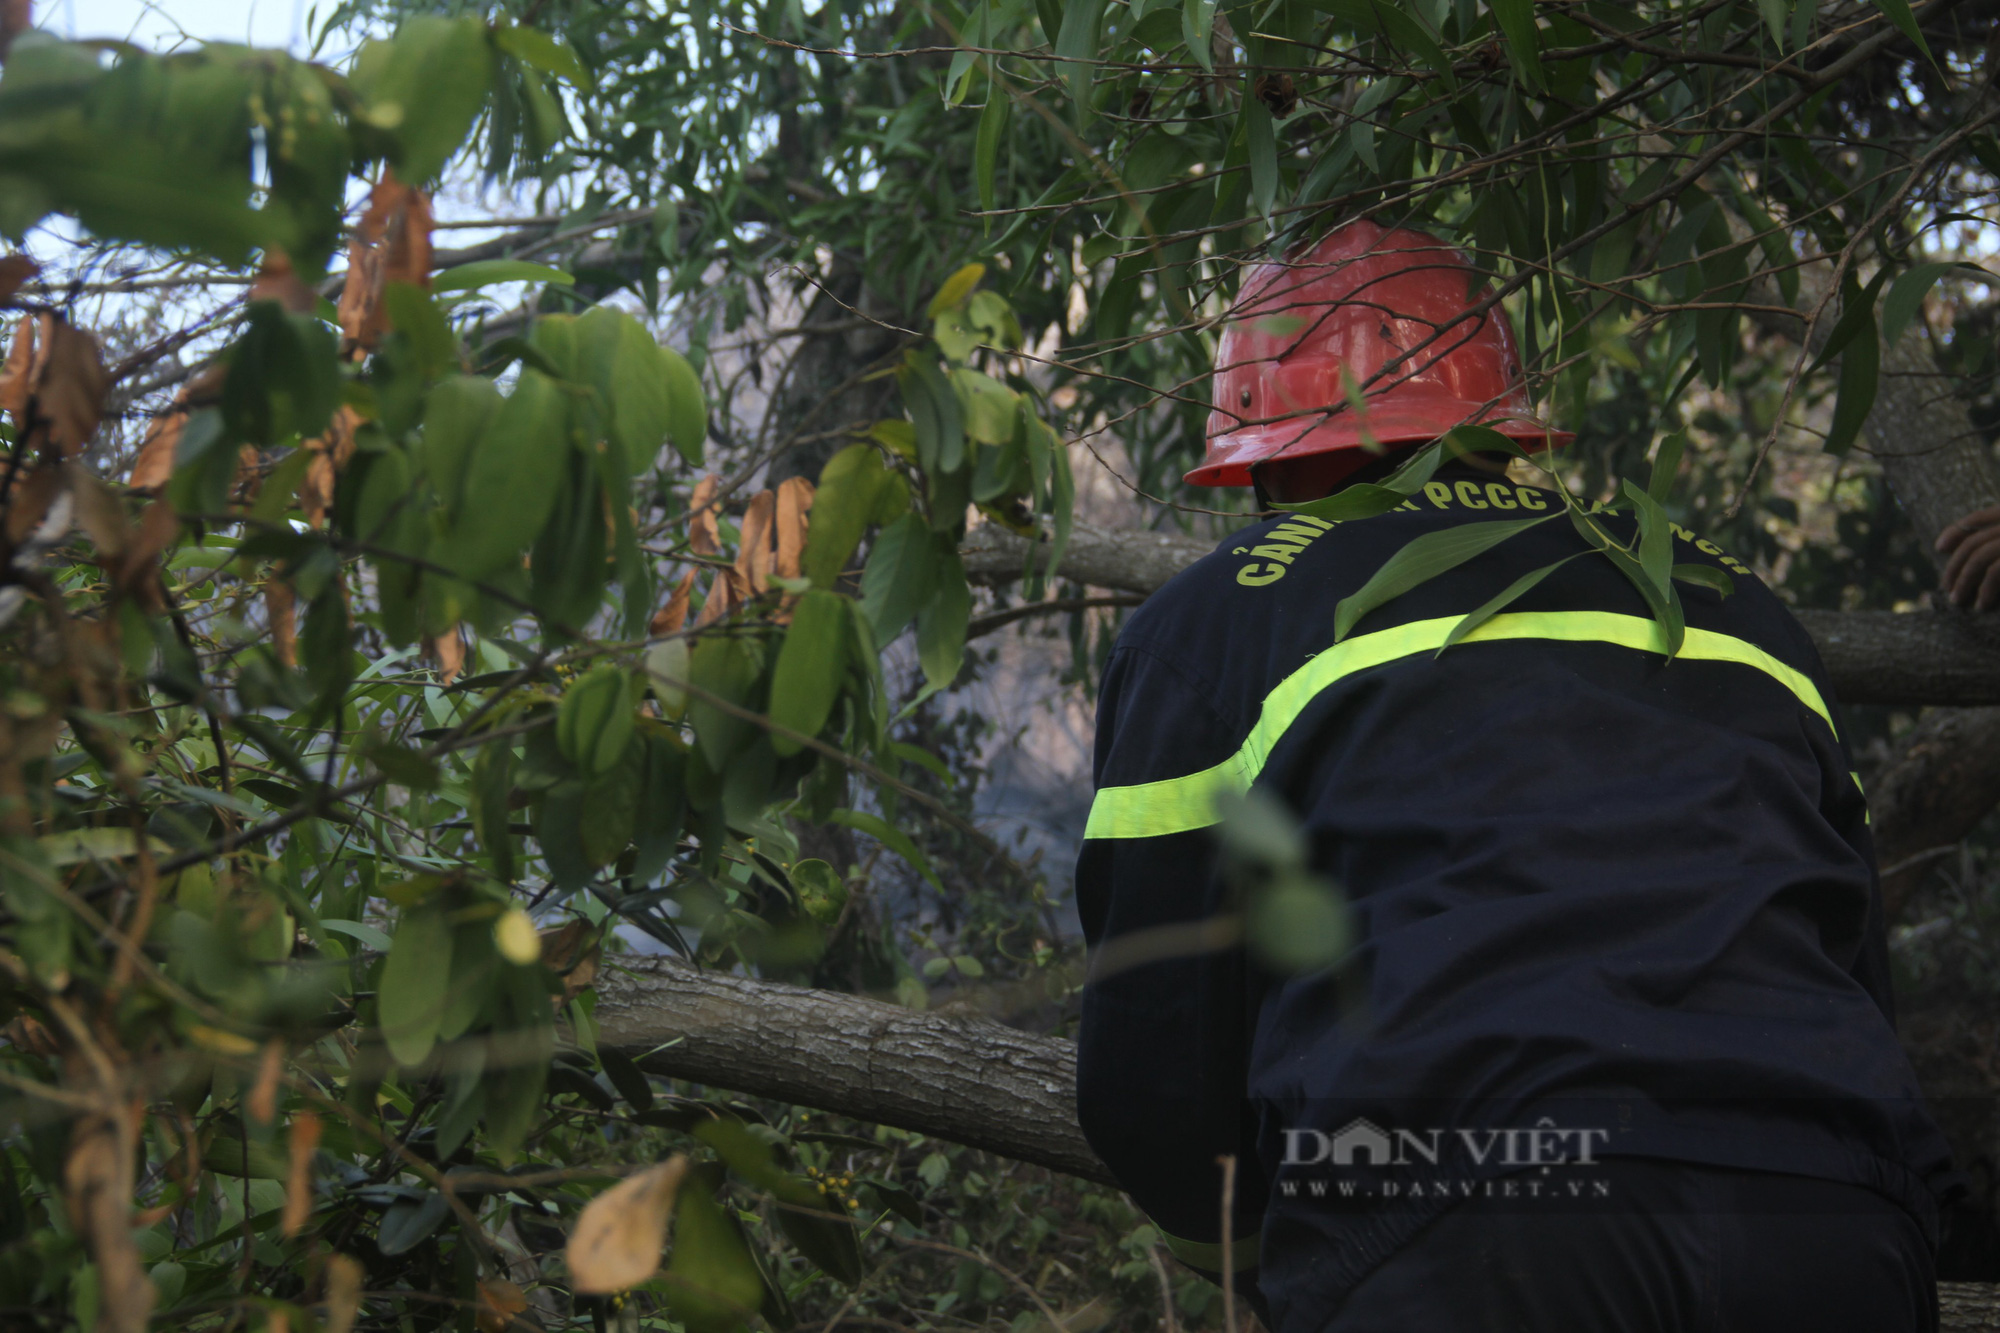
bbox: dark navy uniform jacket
[1073,462,1957,1327]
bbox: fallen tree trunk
[594,959,2000,1326]
[962,523,2000,706]
[593,956,1112,1184]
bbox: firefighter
[1073,219,1958,1331]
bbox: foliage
[7,0,2000,1326]
[0,11,1079,1330]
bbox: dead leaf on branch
[691,567,738,629]
[267,580,298,668]
[539,919,600,1005]
[281,1111,321,1240]
[0,0,30,63]
[775,475,813,580]
[4,1014,57,1057]
[565,1156,690,1295]
[128,363,225,494]
[337,171,434,356]
[247,1037,284,1123]
[0,254,36,305]
[686,473,721,556]
[736,488,775,594]
[251,250,318,314]
[299,405,360,528]
[430,624,466,685]
[0,313,108,461]
[649,569,696,637]
[63,1101,155,1333]
[475,1279,534,1333]
[323,1253,365,1333]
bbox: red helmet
[1187,219,1571,488]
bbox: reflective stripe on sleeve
[1085,610,1835,841]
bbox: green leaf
[573,306,681,472]
[976,79,1011,213]
[437,368,568,579]
[903,358,966,475]
[1805,270,1890,376]
[804,444,890,589]
[1439,554,1587,653]
[1569,509,1686,656]
[1672,562,1736,597]
[491,22,588,85]
[348,16,495,182]
[1334,513,1555,639]
[916,549,971,695]
[1246,872,1349,975]
[664,1179,768,1333]
[1244,92,1277,219]
[688,633,765,769]
[472,739,517,884]
[951,368,1019,445]
[1826,303,1879,457]
[1870,0,1937,68]
[1277,441,1444,522]
[768,590,848,757]
[1647,432,1685,503]
[557,664,636,779]
[792,859,848,926]
[661,346,708,465]
[420,373,502,518]
[1756,0,1790,46]
[223,303,341,447]
[1182,0,1216,71]
[1489,0,1547,92]
[380,902,454,1066]
[1882,260,1980,346]
[1622,480,1674,601]
[860,513,938,645]
[1054,0,1108,117]
[830,808,941,890]
[431,259,574,293]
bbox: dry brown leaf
[775,476,814,580]
[4,1014,56,1057]
[267,581,298,668]
[3,462,63,548]
[538,919,600,1005]
[0,254,35,305]
[63,1105,155,1333]
[649,569,697,637]
[686,474,721,556]
[70,469,128,564]
[735,488,775,594]
[127,412,183,493]
[430,625,466,685]
[32,317,107,459]
[475,1279,531,1333]
[281,1112,322,1240]
[323,1254,365,1333]
[338,172,434,355]
[247,1038,284,1123]
[299,406,360,527]
[0,313,35,417]
[565,1156,690,1295]
[692,569,737,629]
[266,1310,289,1333]
[251,250,317,314]
[0,0,30,63]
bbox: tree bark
[593,956,1112,1185]
[593,960,2000,1326]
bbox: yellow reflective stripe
[1158,1225,1262,1274]
[1085,610,1834,841]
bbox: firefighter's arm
[1074,643,1266,1279]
